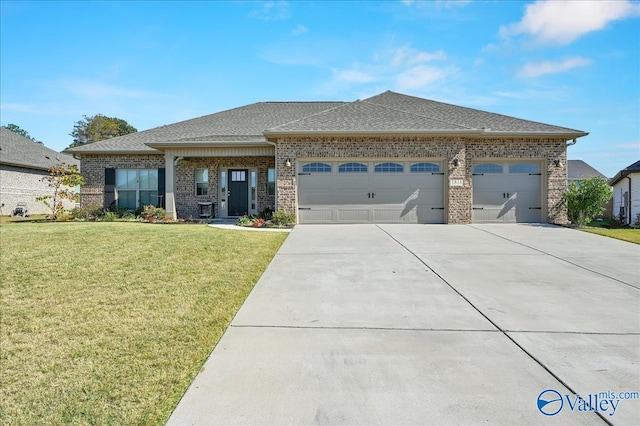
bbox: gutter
[626,176,632,226]
[263,129,589,139]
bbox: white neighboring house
[0,127,80,215]
[610,160,640,226]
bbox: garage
[472,161,542,223]
[297,160,445,224]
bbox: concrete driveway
[167,224,640,425]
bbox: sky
[1,0,638,177]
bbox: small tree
[37,164,85,220]
[564,176,612,226]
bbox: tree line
[2,114,137,148]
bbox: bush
[270,210,296,227]
[259,207,274,220]
[141,205,167,222]
[564,177,612,226]
[70,204,105,221]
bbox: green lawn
[0,222,287,425]
[582,227,640,244]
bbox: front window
[195,168,208,196]
[116,169,158,209]
[267,168,275,196]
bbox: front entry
[228,169,249,216]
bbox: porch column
[165,153,177,219]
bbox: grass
[0,222,287,425]
[582,227,640,244]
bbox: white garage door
[472,161,542,223]
[298,160,445,224]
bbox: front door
[228,169,249,216]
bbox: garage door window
[374,162,404,173]
[338,162,368,173]
[473,163,503,174]
[302,162,331,173]
[509,163,539,174]
[410,162,440,173]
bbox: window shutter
[158,168,166,209]
[104,168,116,209]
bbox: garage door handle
[371,193,375,198]
[367,193,370,198]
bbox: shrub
[270,209,296,227]
[236,215,255,227]
[141,205,167,222]
[564,177,612,227]
[259,207,274,220]
[70,204,105,221]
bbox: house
[65,91,588,224]
[0,127,80,215]
[610,160,640,226]
[567,159,607,183]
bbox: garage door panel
[370,175,406,190]
[336,208,371,222]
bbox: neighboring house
[567,159,607,184]
[65,91,588,224]
[0,127,80,215]
[610,160,640,226]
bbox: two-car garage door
[298,160,444,224]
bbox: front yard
[582,227,640,244]
[0,222,287,425]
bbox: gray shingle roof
[66,101,345,153]
[1,127,79,170]
[610,160,640,185]
[567,160,607,180]
[66,90,587,154]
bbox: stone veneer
[275,136,568,224]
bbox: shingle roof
[567,160,607,180]
[1,127,79,170]
[66,90,588,154]
[610,160,640,185]
[66,101,345,153]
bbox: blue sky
[1,0,638,177]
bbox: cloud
[292,24,308,35]
[396,65,452,90]
[501,0,640,45]
[392,48,446,66]
[517,56,592,78]
[249,1,291,21]
[332,69,377,84]
[402,0,472,8]
[57,80,161,100]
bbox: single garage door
[298,160,445,224]
[472,161,542,223]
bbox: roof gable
[610,160,640,185]
[567,160,607,180]
[1,127,79,170]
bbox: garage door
[472,161,542,223]
[298,160,445,224]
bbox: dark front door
[228,169,249,216]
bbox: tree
[564,176,612,226]
[69,114,137,148]
[3,123,35,141]
[36,163,85,220]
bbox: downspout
[266,140,278,211]
[566,138,577,147]
[626,176,632,226]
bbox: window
[410,162,440,173]
[375,162,404,173]
[338,162,368,173]
[195,168,208,196]
[473,163,503,174]
[231,170,246,181]
[509,163,539,174]
[302,162,332,173]
[251,171,257,210]
[267,168,275,196]
[116,169,159,209]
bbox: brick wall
[276,136,568,224]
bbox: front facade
[67,91,588,224]
[0,127,79,215]
[610,160,640,226]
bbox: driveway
[167,224,640,425]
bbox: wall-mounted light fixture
[285,158,292,167]
[553,159,563,167]
[452,158,460,167]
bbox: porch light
[285,158,292,167]
[553,159,563,167]
[452,158,460,167]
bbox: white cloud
[392,48,446,66]
[332,69,377,84]
[292,24,308,35]
[249,1,291,21]
[518,56,592,78]
[396,65,450,90]
[501,0,640,45]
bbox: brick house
[65,91,588,224]
[1,127,79,215]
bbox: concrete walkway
[167,224,640,425]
